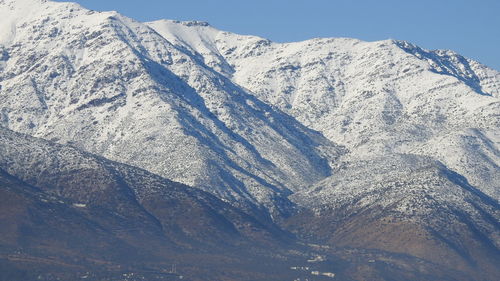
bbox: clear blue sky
[55,0,500,70]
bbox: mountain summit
[148,19,500,200]
[1,1,499,280]
[0,0,342,217]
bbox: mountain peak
[0,0,47,7]
[172,20,210,27]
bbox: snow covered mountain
[148,19,500,202]
[0,0,342,217]
[1,0,499,279]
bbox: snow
[0,0,342,216]
[147,18,500,203]
[0,0,499,218]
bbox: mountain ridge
[0,0,344,217]
[1,1,499,280]
[147,18,500,202]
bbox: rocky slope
[288,154,500,278]
[0,126,301,280]
[2,126,469,281]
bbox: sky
[55,0,500,70]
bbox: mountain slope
[0,0,342,216]
[0,125,291,247]
[287,154,500,278]
[3,126,469,281]
[148,20,500,201]
[0,126,304,280]
[146,15,500,280]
